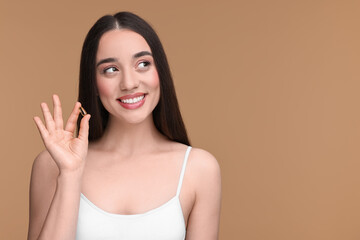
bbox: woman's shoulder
[164,141,220,175]
[185,147,221,210]
[31,150,59,179]
[165,141,220,170]
[187,147,221,178]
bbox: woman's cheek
[150,70,161,106]
[96,78,113,97]
[149,69,160,89]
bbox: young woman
[28,12,221,240]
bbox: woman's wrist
[57,168,84,184]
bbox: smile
[117,93,146,110]
[119,95,144,104]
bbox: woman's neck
[90,115,167,156]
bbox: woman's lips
[117,93,146,110]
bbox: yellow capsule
[79,106,87,116]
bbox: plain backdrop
[1,0,360,239]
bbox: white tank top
[76,146,192,240]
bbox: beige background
[1,0,360,239]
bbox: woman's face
[95,29,160,124]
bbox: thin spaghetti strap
[176,146,192,197]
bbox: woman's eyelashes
[137,60,151,70]
[102,66,118,75]
[100,60,151,76]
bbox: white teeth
[120,95,144,104]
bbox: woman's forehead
[97,29,151,60]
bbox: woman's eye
[103,67,118,74]
[138,61,150,69]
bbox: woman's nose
[120,69,140,91]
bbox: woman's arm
[185,148,222,240]
[28,151,83,240]
[28,95,90,240]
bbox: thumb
[78,114,91,142]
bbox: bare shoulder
[31,150,59,179]
[30,150,59,200]
[187,147,221,190]
[188,147,221,176]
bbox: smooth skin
[28,30,221,240]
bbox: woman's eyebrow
[96,51,151,67]
[96,57,118,67]
[133,51,152,59]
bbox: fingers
[33,116,49,140]
[78,114,91,142]
[40,102,56,131]
[64,101,82,133]
[36,95,85,136]
[53,94,64,130]
[39,94,64,132]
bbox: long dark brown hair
[77,12,190,145]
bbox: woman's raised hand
[33,94,91,174]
